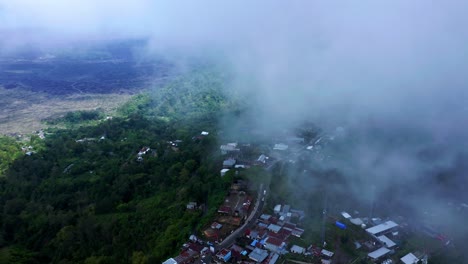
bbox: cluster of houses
[210,203,336,264]
[162,236,210,264]
[340,212,427,263]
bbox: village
[160,130,438,264]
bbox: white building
[220,169,230,177]
[290,245,305,254]
[368,247,390,261]
[400,253,419,264]
[366,221,398,236]
[378,235,396,248]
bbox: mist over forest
[1,1,468,263]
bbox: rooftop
[321,249,334,258]
[367,247,390,260]
[267,224,282,233]
[266,237,284,247]
[249,248,269,263]
[366,221,398,235]
[378,235,396,248]
[162,258,177,264]
[290,245,305,253]
[400,253,419,264]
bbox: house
[341,211,352,219]
[138,147,150,156]
[291,228,304,238]
[216,248,231,262]
[218,206,231,214]
[400,253,419,264]
[290,245,305,254]
[173,249,199,264]
[249,248,269,263]
[378,235,396,248]
[274,204,282,214]
[269,253,280,264]
[220,168,230,177]
[321,249,334,259]
[257,154,267,164]
[367,247,390,261]
[211,222,223,230]
[282,205,291,215]
[260,214,272,222]
[220,143,240,155]
[201,131,209,136]
[273,143,289,151]
[267,224,282,233]
[223,158,236,168]
[366,221,398,236]
[186,202,197,210]
[264,237,285,252]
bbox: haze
[2,0,468,256]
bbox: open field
[0,86,133,135]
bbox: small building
[267,224,282,233]
[223,158,236,168]
[341,211,352,219]
[201,131,209,136]
[257,154,267,164]
[291,228,305,238]
[290,245,305,254]
[260,214,272,222]
[216,248,231,262]
[269,253,279,264]
[366,221,398,236]
[264,237,285,252]
[273,143,289,151]
[400,253,419,264]
[220,143,240,155]
[274,204,282,214]
[186,202,197,210]
[378,235,396,248]
[321,249,334,259]
[282,205,291,215]
[220,168,230,177]
[249,248,269,263]
[173,249,199,264]
[367,247,390,261]
[211,222,223,230]
[138,147,151,156]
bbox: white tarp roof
[162,258,177,264]
[341,211,351,219]
[350,218,364,225]
[366,221,398,235]
[401,253,419,264]
[368,247,390,259]
[378,235,396,248]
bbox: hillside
[0,70,235,263]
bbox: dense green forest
[0,69,235,263]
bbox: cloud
[2,0,468,250]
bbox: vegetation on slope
[0,69,234,263]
